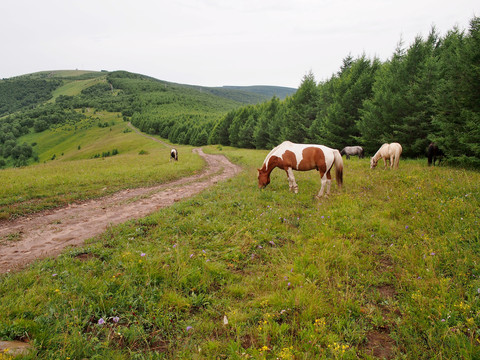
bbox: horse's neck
[373,150,382,160]
[263,156,281,174]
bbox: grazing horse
[427,142,444,166]
[257,141,343,199]
[170,148,178,161]
[340,146,364,159]
[370,143,402,169]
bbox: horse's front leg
[383,158,388,169]
[286,168,298,193]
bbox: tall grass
[0,146,479,359]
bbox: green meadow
[49,76,108,102]
[1,142,479,359]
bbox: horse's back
[378,143,390,157]
[381,143,401,156]
[390,142,402,155]
[272,142,337,171]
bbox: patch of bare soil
[0,148,241,273]
[363,329,396,359]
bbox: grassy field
[49,76,107,102]
[1,146,479,359]
[0,113,203,220]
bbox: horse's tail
[333,149,343,188]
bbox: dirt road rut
[0,148,241,273]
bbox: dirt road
[0,148,242,273]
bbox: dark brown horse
[427,143,444,166]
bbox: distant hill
[0,69,296,119]
[222,85,296,100]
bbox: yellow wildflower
[259,345,269,352]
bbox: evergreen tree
[253,109,270,149]
[238,113,257,148]
[358,40,413,154]
[433,17,480,164]
[311,55,380,148]
[282,72,318,143]
[253,97,280,149]
[392,31,440,157]
[229,107,251,147]
[267,99,287,148]
[210,110,234,146]
[193,128,209,146]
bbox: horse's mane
[372,144,387,161]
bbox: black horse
[427,143,444,166]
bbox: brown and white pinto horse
[370,143,402,169]
[257,141,343,199]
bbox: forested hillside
[222,85,296,100]
[211,16,480,167]
[0,78,62,116]
[0,71,267,168]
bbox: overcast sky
[1,0,478,88]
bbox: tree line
[208,17,480,166]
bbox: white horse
[370,143,402,169]
[170,148,178,161]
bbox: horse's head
[370,157,378,169]
[257,169,270,189]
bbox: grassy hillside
[49,76,108,102]
[20,110,133,162]
[0,117,204,219]
[1,146,479,359]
